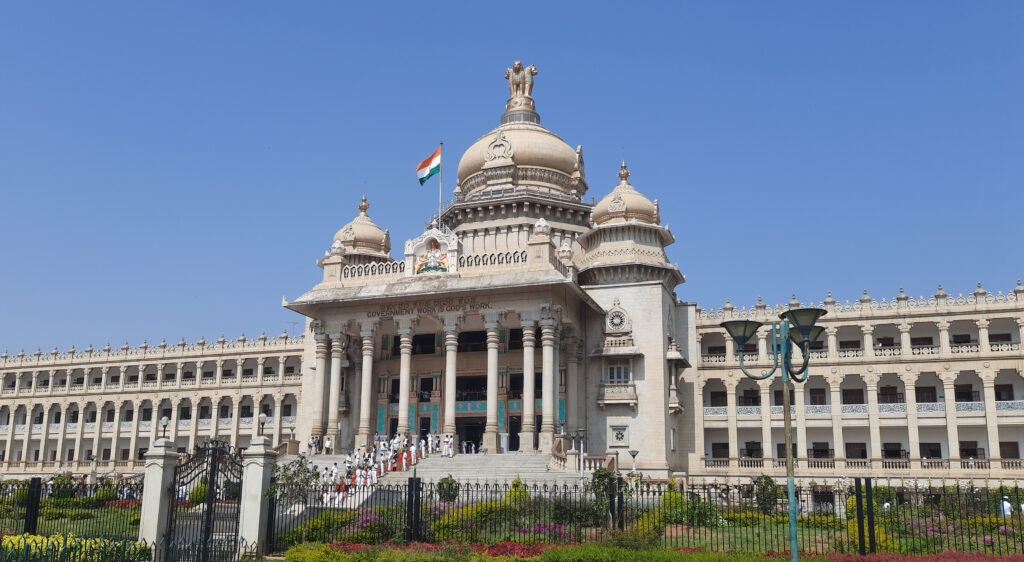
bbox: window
[809,388,827,405]
[105,410,114,422]
[959,441,983,459]
[203,371,214,378]
[741,343,757,353]
[240,406,252,418]
[606,362,629,385]
[285,366,295,374]
[161,408,171,419]
[243,368,254,377]
[411,333,435,355]
[711,443,729,458]
[876,336,895,347]
[841,388,865,404]
[223,369,234,377]
[179,407,191,420]
[457,331,487,353]
[883,443,906,458]
[282,404,293,416]
[839,340,861,350]
[219,405,230,418]
[911,336,934,347]
[707,345,726,355]
[199,406,210,419]
[1000,442,1020,459]
[123,410,133,422]
[141,408,152,422]
[954,384,978,402]
[995,384,1015,401]
[990,333,1013,343]
[708,391,727,407]
[773,389,794,406]
[777,443,798,458]
[916,386,938,403]
[610,426,628,447]
[952,334,973,344]
[739,389,760,406]
[845,442,868,459]
[419,377,434,393]
[878,385,903,403]
[508,328,524,350]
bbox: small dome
[333,195,391,257]
[591,162,659,226]
[457,123,579,188]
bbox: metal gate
[165,440,243,561]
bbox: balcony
[950,343,980,354]
[878,403,907,414]
[841,404,868,414]
[597,383,638,410]
[917,402,945,413]
[770,405,796,416]
[736,406,761,417]
[805,404,832,415]
[955,401,985,413]
[701,354,726,364]
[874,345,902,357]
[996,400,1024,412]
[703,406,728,417]
[281,415,296,424]
[990,342,1022,352]
[912,345,941,355]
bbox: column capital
[939,372,957,385]
[216,359,226,367]
[724,375,739,391]
[440,313,463,334]
[980,370,997,385]
[975,318,990,329]
[859,323,874,334]
[395,316,418,334]
[481,310,503,329]
[898,322,912,333]
[937,320,950,330]
[899,372,918,386]
[862,373,880,386]
[825,326,838,336]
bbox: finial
[618,161,630,182]
[358,195,369,214]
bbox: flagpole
[437,142,443,224]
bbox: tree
[754,474,780,515]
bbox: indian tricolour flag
[416,146,442,185]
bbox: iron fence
[266,475,1024,555]
[0,536,253,562]
[0,476,142,539]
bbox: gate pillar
[139,438,178,543]
[239,436,277,554]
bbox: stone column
[327,333,345,445]
[397,324,414,438]
[864,374,881,463]
[759,381,771,460]
[981,370,1000,463]
[272,395,284,447]
[355,326,375,448]
[257,358,266,385]
[55,404,67,465]
[230,398,242,446]
[311,333,328,437]
[726,378,738,465]
[977,319,990,352]
[861,325,874,358]
[215,360,225,386]
[90,405,102,462]
[442,321,459,437]
[175,363,183,387]
[899,323,912,356]
[3,413,14,464]
[483,315,501,453]
[724,336,735,362]
[109,402,123,462]
[238,436,277,554]
[829,376,844,461]
[538,318,556,451]
[757,330,767,360]
[941,372,960,461]
[565,332,580,436]
[139,439,177,543]
[794,384,807,461]
[938,321,951,355]
[168,399,181,444]
[520,320,537,451]
[826,327,838,359]
[38,405,50,463]
[187,399,199,452]
[99,366,107,392]
[694,379,706,462]
[1017,318,1024,350]
[901,373,921,469]
[73,406,86,461]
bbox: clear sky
[0,2,1021,353]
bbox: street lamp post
[721,306,826,562]
[257,413,268,437]
[577,428,586,481]
[158,416,170,440]
[628,449,639,474]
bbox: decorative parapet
[596,382,638,410]
[458,251,528,269]
[340,261,406,284]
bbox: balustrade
[840,404,868,414]
[917,402,945,413]
[736,406,761,416]
[878,403,907,414]
[954,401,985,413]
[702,406,728,417]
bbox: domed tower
[577,162,684,288]
[315,195,395,286]
[443,62,592,255]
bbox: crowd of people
[313,433,472,506]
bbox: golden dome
[333,195,391,257]
[591,162,659,226]
[457,122,579,189]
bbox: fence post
[615,476,625,530]
[854,477,866,556]
[406,477,422,542]
[23,477,42,535]
[239,436,278,555]
[139,438,178,543]
[865,477,876,554]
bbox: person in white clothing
[1003,496,1013,517]
[331,463,339,481]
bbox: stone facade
[1,64,1022,484]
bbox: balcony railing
[879,403,907,414]
[736,406,761,417]
[950,343,980,354]
[770,405,796,415]
[996,400,1024,412]
[912,345,941,355]
[991,342,1022,352]
[917,402,945,413]
[702,406,728,417]
[955,401,985,413]
[805,404,832,415]
[841,404,868,414]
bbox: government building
[2,63,1022,484]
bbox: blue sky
[0,2,1021,352]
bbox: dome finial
[618,161,630,182]
[358,195,369,214]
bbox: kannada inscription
[367,297,491,318]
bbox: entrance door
[419,417,430,441]
[508,416,521,452]
[455,417,485,453]
[388,418,399,438]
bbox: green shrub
[283,543,337,562]
[721,508,785,526]
[276,511,358,547]
[505,477,529,503]
[189,476,209,505]
[436,475,459,502]
[224,479,241,501]
[129,512,141,526]
[661,485,686,525]
[11,488,29,507]
[753,474,780,515]
[49,476,76,499]
[552,500,604,527]
[93,485,117,503]
[69,511,96,520]
[40,507,67,520]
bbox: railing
[120,421,133,430]
[138,420,152,429]
[198,418,211,426]
[703,458,730,468]
[702,406,728,416]
[736,406,761,417]
[960,458,990,469]
[841,404,868,414]
[281,415,296,423]
[991,342,1022,352]
[874,346,902,356]
[882,458,910,469]
[805,404,832,415]
[769,405,795,415]
[912,345,941,355]
[217,418,232,427]
[955,401,985,412]
[878,402,907,414]
[922,458,950,469]
[996,400,1024,411]
[917,402,945,413]
[738,458,763,469]
[701,353,726,363]
[837,348,864,358]
[950,343,980,354]
[845,459,870,469]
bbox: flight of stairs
[284,452,584,486]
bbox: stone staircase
[282,452,584,486]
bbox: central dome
[455,62,586,199]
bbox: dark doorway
[388,418,398,438]
[419,417,431,441]
[455,417,485,452]
[508,416,521,451]
[456,376,486,401]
